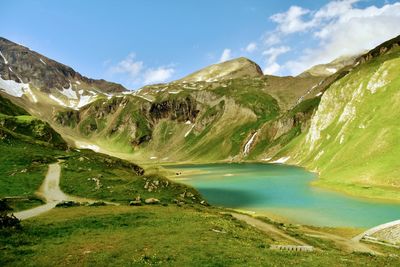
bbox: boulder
[144,198,160,204]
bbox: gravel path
[14,162,103,220]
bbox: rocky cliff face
[0,37,126,112]
[277,34,400,200]
[0,37,125,93]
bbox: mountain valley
[1,34,400,266]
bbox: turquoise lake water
[167,163,400,228]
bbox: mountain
[50,57,323,162]
[0,94,66,148]
[180,57,263,82]
[1,35,399,201]
[299,54,359,77]
[276,34,400,200]
[0,37,126,112]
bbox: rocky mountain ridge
[0,37,126,111]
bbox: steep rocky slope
[0,37,126,113]
[277,35,400,200]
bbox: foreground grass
[1,205,399,267]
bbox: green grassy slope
[280,41,400,200]
[0,95,202,210]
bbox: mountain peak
[180,57,263,82]
[298,54,359,78]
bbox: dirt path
[229,212,308,246]
[304,229,380,255]
[229,212,380,254]
[14,162,107,220]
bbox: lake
[166,163,400,228]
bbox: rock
[129,200,142,206]
[89,201,107,206]
[144,198,160,204]
[56,201,80,208]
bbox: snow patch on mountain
[184,125,195,137]
[0,76,29,97]
[77,94,96,108]
[60,83,78,99]
[25,87,38,103]
[49,94,66,106]
[0,51,8,64]
[326,68,337,73]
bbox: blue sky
[1,0,400,90]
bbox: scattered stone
[130,196,142,206]
[144,198,160,204]
[130,200,142,206]
[270,245,314,252]
[56,201,80,208]
[90,177,101,190]
[211,228,226,234]
[89,201,107,207]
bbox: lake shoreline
[163,162,400,228]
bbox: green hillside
[278,36,400,201]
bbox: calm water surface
[167,163,400,227]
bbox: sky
[1,0,400,90]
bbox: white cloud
[109,53,143,78]
[262,46,291,75]
[263,33,281,46]
[108,53,175,87]
[143,67,175,85]
[270,6,314,34]
[268,1,400,75]
[263,62,281,75]
[244,42,257,53]
[263,46,291,64]
[219,48,232,62]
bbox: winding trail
[229,212,380,254]
[13,162,104,220]
[229,212,308,246]
[304,229,379,254]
